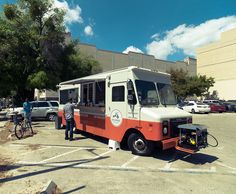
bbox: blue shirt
[23,102,31,114]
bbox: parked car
[7,101,58,121]
[49,101,59,108]
[203,100,220,104]
[31,101,58,121]
[207,103,226,113]
[220,101,236,112]
[177,101,187,109]
[182,101,211,114]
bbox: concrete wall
[197,28,236,100]
[78,43,196,76]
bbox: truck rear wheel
[128,133,154,156]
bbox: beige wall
[78,43,196,76]
[197,28,236,100]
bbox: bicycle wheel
[15,123,24,139]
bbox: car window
[38,102,50,107]
[31,102,37,108]
[188,103,194,106]
[197,102,205,105]
[50,101,59,107]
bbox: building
[36,42,197,100]
[34,89,58,101]
[197,28,236,100]
[78,43,196,76]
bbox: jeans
[24,112,32,128]
[65,118,74,140]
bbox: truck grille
[170,118,188,137]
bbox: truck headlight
[162,120,169,135]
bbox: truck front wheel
[128,133,154,156]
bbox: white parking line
[159,166,216,173]
[10,143,107,150]
[19,147,51,156]
[215,161,236,170]
[121,156,139,167]
[18,149,113,165]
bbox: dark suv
[31,101,58,121]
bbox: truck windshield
[135,80,160,106]
[157,83,177,105]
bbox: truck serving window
[59,89,79,105]
[135,80,159,106]
[95,81,105,106]
[112,86,125,102]
[157,83,176,105]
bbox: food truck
[57,66,208,155]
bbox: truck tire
[128,133,154,156]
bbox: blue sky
[1,0,236,61]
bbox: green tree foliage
[0,0,101,105]
[168,68,215,100]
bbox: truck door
[106,82,127,130]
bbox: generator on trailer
[57,66,209,155]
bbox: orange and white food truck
[57,66,208,155]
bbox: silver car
[31,101,58,121]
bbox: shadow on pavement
[62,185,86,194]
[0,155,109,184]
[153,148,218,164]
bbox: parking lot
[0,113,236,194]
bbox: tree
[0,0,101,105]
[168,68,215,100]
[0,0,66,102]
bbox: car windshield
[135,80,159,106]
[157,83,177,105]
[135,80,177,106]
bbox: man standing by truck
[63,98,75,141]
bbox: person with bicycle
[63,98,75,141]
[23,98,32,128]
[14,98,33,139]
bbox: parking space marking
[159,166,217,173]
[18,148,113,165]
[215,161,236,170]
[121,156,139,167]
[18,148,83,164]
[19,147,51,156]
[10,143,107,150]
[15,160,236,176]
[38,148,84,163]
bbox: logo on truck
[110,109,122,127]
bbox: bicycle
[14,114,34,139]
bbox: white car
[182,101,210,114]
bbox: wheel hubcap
[134,138,145,151]
[49,114,55,120]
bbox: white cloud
[53,0,83,26]
[146,16,236,60]
[84,25,94,36]
[123,46,144,54]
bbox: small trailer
[57,66,208,155]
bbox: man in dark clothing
[63,98,75,141]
